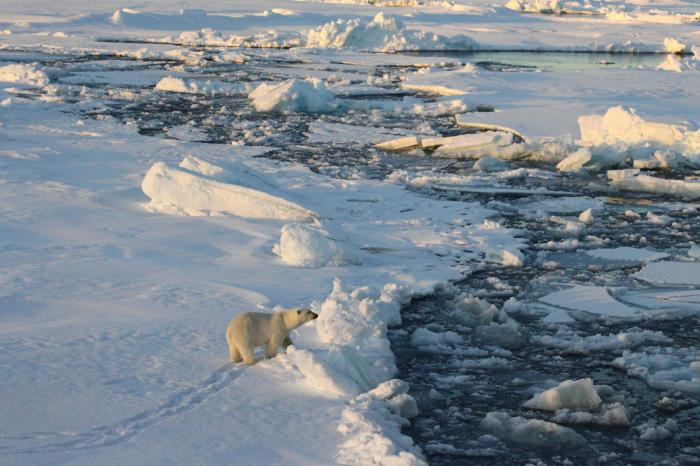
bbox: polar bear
[226,308,318,365]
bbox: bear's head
[282,308,318,330]
[295,308,318,323]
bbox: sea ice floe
[539,285,639,318]
[585,246,669,263]
[633,261,700,286]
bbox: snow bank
[305,280,423,464]
[612,348,700,395]
[337,380,425,465]
[248,78,337,113]
[0,63,49,87]
[273,223,360,268]
[303,13,477,52]
[608,170,700,199]
[155,76,247,95]
[141,160,317,221]
[480,412,586,448]
[523,378,602,412]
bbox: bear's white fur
[226,308,318,365]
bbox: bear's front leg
[266,335,282,359]
[282,335,293,349]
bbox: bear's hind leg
[229,343,242,363]
[239,345,256,365]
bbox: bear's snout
[310,312,319,320]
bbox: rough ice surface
[579,107,700,168]
[0,63,49,87]
[302,12,478,52]
[552,402,630,427]
[533,328,672,353]
[612,348,700,394]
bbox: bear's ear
[297,309,302,315]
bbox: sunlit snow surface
[2,2,700,465]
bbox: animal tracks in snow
[0,364,241,454]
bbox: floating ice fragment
[523,378,602,412]
[480,412,586,448]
